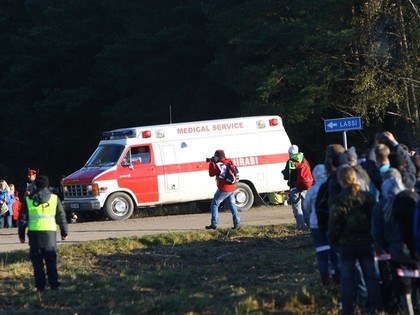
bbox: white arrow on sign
[327,122,338,129]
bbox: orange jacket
[12,194,21,221]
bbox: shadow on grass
[0,225,341,315]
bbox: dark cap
[389,152,406,169]
[35,175,49,189]
[332,152,348,168]
[214,150,225,159]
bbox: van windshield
[84,145,125,167]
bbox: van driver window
[131,146,150,164]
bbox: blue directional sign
[324,117,362,133]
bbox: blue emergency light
[102,129,136,139]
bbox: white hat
[288,144,299,154]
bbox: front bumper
[63,200,101,212]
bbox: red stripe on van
[155,153,289,175]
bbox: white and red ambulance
[62,115,292,220]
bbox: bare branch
[408,0,420,19]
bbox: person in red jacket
[205,149,240,230]
[10,184,21,227]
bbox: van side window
[131,146,150,164]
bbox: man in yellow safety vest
[18,175,68,292]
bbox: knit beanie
[35,175,49,189]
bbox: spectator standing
[328,166,381,315]
[327,152,349,207]
[393,187,419,314]
[315,144,345,231]
[303,164,340,287]
[371,168,409,313]
[389,151,416,191]
[364,131,415,193]
[0,180,11,228]
[18,169,38,201]
[345,149,371,192]
[282,144,312,230]
[18,175,68,292]
[5,181,15,228]
[205,150,240,230]
[10,184,21,228]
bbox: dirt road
[0,205,294,253]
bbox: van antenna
[169,104,172,124]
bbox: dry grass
[0,225,345,314]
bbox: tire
[234,182,254,212]
[104,192,135,221]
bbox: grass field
[0,224,348,314]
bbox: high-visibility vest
[27,194,58,231]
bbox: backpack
[315,179,330,231]
[224,161,239,184]
[293,160,314,191]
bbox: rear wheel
[234,182,254,211]
[104,192,134,221]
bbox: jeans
[339,244,381,315]
[210,189,240,227]
[30,247,60,290]
[4,213,12,228]
[289,188,307,229]
[310,228,340,280]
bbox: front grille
[64,185,93,198]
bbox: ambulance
[62,115,292,221]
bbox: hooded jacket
[372,175,405,258]
[18,188,68,248]
[282,152,306,189]
[303,164,327,229]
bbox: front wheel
[234,182,254,212]
[104,192,134,221]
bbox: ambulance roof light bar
[102,129,136,139]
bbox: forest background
[0,0,419,187]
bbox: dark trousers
[339,244,382,315]
[30,247,59,290]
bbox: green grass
[0,225,344,314]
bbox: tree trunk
[397,0,419,137]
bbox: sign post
[324,117,362,150]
